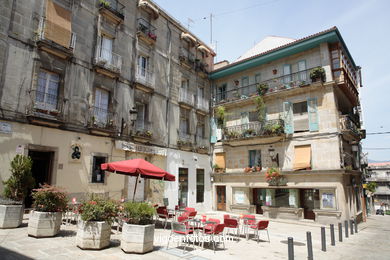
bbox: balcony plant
[257,83,269,96]
[1,155,35,229]
[28,184,68,237]
[216,106,225,128]
[310,67,326,82]
[265,167,286,186]
[99,0,111,8]
[120,202,156,253]
[255,96,266,123]
[76,196,119,250]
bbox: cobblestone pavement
[0,213,389,260]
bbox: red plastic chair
[188,211,197,220]
[185,207,196,212]
[224,218,240,237]
[202,224,226,252]
[167,221,195,253]
[156,206,174,229]
[204,218,220,232]
[223,214,230,219]
[250,220,270,243]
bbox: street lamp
[129,107,138,123]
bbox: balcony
[36,17,76,59]
[26,90,64,127]
[177,132,193,151]
[93,36,122,78]
[134,66,154,93]
[88,106,117,136]
[98,0,124,24]
[195,60,208,78]
[223,119,285,145]
[133,121,153,143]
[179,48,195,70]
[214,68,315,106]
[195,135,209,154]
[136,18,157,46]
[340,115,363,141]
[196,97,209,113]
[179,89,195,108]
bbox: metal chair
[202,223,226,252]
[224,218,240,237]
[249,220,270,243]
[156,206,174,229]
[167,221,195,253]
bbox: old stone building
[0,0,215,211]
[209,27,366,224]
[366,162,390,211]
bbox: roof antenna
[187,18,194,31]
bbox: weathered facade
[366,162,390,211]
[0,0,214,210]
[209,28,366,224]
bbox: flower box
[27,211,62,237]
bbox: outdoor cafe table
[231,216,256,240]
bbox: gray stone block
[76,220,111,250]
[27,211,62,237]
[121,223,154,253]
[0,205,24,229]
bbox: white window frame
[36,70,60,111]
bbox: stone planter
[27,211,62,237]
[121,223,154,253]
[0,204,24,229]
[76,220,111,250]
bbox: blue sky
[153,0,390,161]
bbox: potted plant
[1,155,35,229]
[76,196,119,250]
[310,67,326,82]
[120,202,156,253]
[265,167,286,186]
[244,166,251,173]
[27,184,68,237]
[255,165,262,172]
[216,106,225,128]
[257,83,269,96]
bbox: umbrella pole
[132,174,140,202]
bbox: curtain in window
[298,60,307,81]
[36,71,59,111]
[283,101,294,134]
[283,64,292,84]
[100,36,113,63]
[94,89,109,125]
[135,103,145,130]
[138,56,148,78]
[307,98,319,131]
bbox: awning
[138,0,159,19]
[181,32,197,45]
[293,145,311,170]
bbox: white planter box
[27,211,62,237]
[121,223,154,253]
[76,220,111,250]
[0,204,24,229]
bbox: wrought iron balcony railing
[99,0,125,19]
[178,132,193,145]
[223,119,284,141]
[179,89,195,106]
[135,66,154,88]
[214,68,315,105]
[134,121,152,139]
[340,115,360,136]
[196,97,209,112]
[27,90,64,118]
[179,48,195,67]
[136,18,157,42]
[89,106,116,130]
[94,36,122,74]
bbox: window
[283,64,292,84]
[196,169,204,203]
[242,76,249,96]
[293,145,311,171]
[217,84,227,101]
[255,73,261,84]
[135,103,148,131]
[293,101,309,132]
[99,35,113,63]
[215,152,226,169]
[240,112,249,125]
[298,60,307,81]
[36,70,59,111]
[275,189,290,207]
[44,0,71,47]
[232,187,247,204]
[178,168,188,207]
[92,156,107,183]
[320,189,336,209]
[179,107,190,135]
[196,114,205,140]
[249,111,258,122]
[248,150,261,168]
[138,55,149,78]
[94,88,109,125]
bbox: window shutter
[249,150,256,167]
[45,0,71,47]
[307,98,319,132]
[283,101,294,134]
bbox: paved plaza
[0,213,389,260]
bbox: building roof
[236,36,295,62]
[210,27,357,80]
[368,162,390,167]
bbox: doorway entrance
[216,186,226,211]
[178,168,188,208]
[26,150,54,207]
[299,189,319,220]
[253,188,266,214]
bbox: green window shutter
[283,101,294,134]
[249,150,256,167]
[308,97,319,132]
[210,117,217,143]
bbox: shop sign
[0,122,12,134]
[115,140,167,156]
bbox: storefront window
[319,189,335,209]
[265,189,299,208]
[232,187,247,204]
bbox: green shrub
[3,155,35,202]
[385,210,390,215]
[32,184,68,212]
[78,195,119,224]
[122,201,155,225]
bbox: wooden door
[300,189,318,220]
[253,188,265,214]
[216,186,226,211]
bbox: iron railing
[27,90,64,117]
[214,68,315,105]
[99,0,125,18]
[340,115,360,136]
[136,18,157,41]
[178,132,193,144]
[223,119,284,141]
[179,89,195,106]
[195,136,209,148]
[135,66,154,88]
[89,106,116,129]
[134,121,152,138]
[196,97,209,111]
[37,17,76,50]
[179,48,195,66]
[195,60,209,73]
[94,36,122,73]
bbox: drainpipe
[165,21,172,147]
